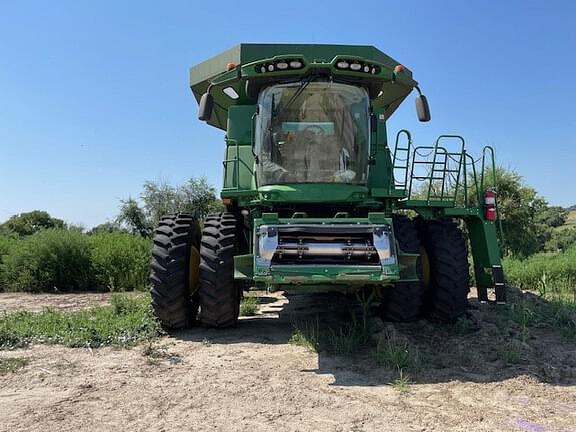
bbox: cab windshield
[255,81,370,185]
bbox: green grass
[0,357,29,374]
[497,343,522,365]
[503,247,576,338]
[504,246,576,293]
[239,296,259,317]
[289,318,320,352]
[392,369,412,393]
[374,336,411,370]
[0,294,160,349]
[289,312,371,355]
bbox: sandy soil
[1,290,575,432]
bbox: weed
[509,300,534,341]
[239,296,259,317]
[325,326,359,354]
[374,336,411,370]
[0,294,159,349]
[289,318,320,352]
[497,343,522,365]
[451,317,478,335]
[0,357,29,374]
[392,369,412,394]
[143,343,182,366]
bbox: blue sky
[0,1,574,228]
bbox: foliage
[1,229,94,293]
[504,246,576,291]
[89,232,151,291]
[545,227,576,252]
[466,167,551,257]
[289,318,320,352]
[0,229,151,293]
[117,177,224,237]
[0,210,65,236]
[0,357,29,374]
[239,296,259,316]
[536,206,569,228]
[0,235,17,292]
[0,294,159,349]
[117,198,153,237]
[87,221,127,235]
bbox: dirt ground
[1,290,575,432]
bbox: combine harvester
[150,44,505,329]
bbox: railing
[393,132,501,215]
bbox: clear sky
[1,1,575,228]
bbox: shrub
[0,234,17,291]
[504,246,576,291]
[1,229,94,292]
[90,232,150,291]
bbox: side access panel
[465,215,506,303]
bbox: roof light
[394,64,405,74]
[350,63,362,71]
[226,63,237,71]
[336,60,350,69]
[289,60,303,68]
[276,61,288,70]
[223,87,239,100]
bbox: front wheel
[380,215,424,322]
[197,212,242,328]
[149,214,201,330]
[418,218,470,322]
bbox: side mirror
[415,94,431,122]
[198,93,214,121]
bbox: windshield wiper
[272,76,315,120]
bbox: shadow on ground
[172,287,576,387]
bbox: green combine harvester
[150,44,505,329]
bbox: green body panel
[256,184,370,204]
[188,43,505,295]
[190,44,417,130]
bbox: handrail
[392,129,412,188]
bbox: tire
[418,218,470,322]
[197,212,241,328]
[150,214,202,330]
[380,215,424,322]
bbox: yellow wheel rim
[420,247,431,290]
[189,245,201,294]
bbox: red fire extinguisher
[484,190,497,221]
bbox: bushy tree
[117,177,223,237]
[536,206,568,228]
[545,227,576,252]
[117,198,152,237]
[87,222,127,236]
[0,210,65,236]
